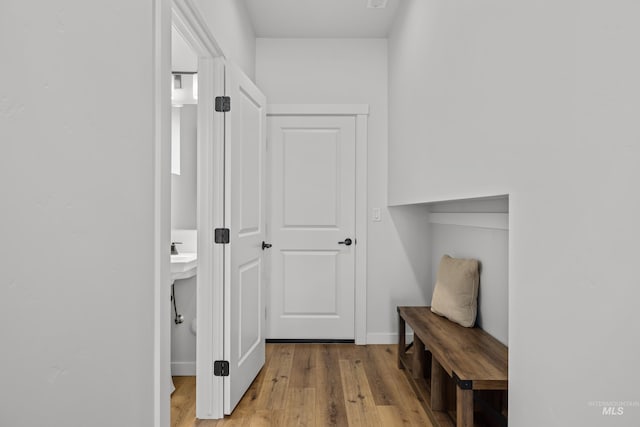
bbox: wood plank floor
[171,343,433,427]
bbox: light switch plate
[372,208,381,222]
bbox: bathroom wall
[171,105,197,229]
[170,103,197,374]
[170,230,197,375]
[171,274,197,375]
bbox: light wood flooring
[171,343,433,427]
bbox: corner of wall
[193,0,257,81]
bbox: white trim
[171,361,197,376]
[153,0,171,426]
[388,193,510,208]
[223,64,233,415]
[155,0,226,421]
[172,0,224,58]
[268,104,369,116]
[212,58,229,416]
[194,57,225,420]
[429,213,509,230]
[206,57,227,420]
[354,114,368,345]
[366,332,414,345]
[266,104,369,346]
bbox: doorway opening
[169,25,199,418]
[265,105,369,345]
[158,3,272,422]
[156,1,227,422]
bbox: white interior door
[268,115,356,340]
[224,63,267,414]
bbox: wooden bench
[397,306,508,427]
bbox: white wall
[0,1,163,426]
[172,28,198,72]
[256,38,431,343]
[389,1,640,425]
[170,105,197,374]
[429,221,509,345]
[171,105,197,229]
[427,198,509,345]
[194,0,256,80]
[171,275,197,374]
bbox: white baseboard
[366,332,413,345]
[171,361,196,376]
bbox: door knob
[338,238,353,246]
[262,241,272,250]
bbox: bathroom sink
[171,254,197,263]
[171,252,197,281]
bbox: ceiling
[243,0,401,38]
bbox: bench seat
[397,306,508,427]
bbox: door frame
[153,0,227,423]
[152,1,171,424]
[172,0,225,419]
[266,104,369,344]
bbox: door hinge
[215,96,231,112]
[214,360,229,377]
[214,228,230,244]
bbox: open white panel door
[223,62,267,414]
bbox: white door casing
[224,63,267,414]
[268,111,365,340]
[170,0,227,421]
[195,57,225,419]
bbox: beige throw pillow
[431,255,480,327]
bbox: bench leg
[398,312,405,369]
[456,386,474,427]
[431,357,447,411]
[412,334,426,379]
